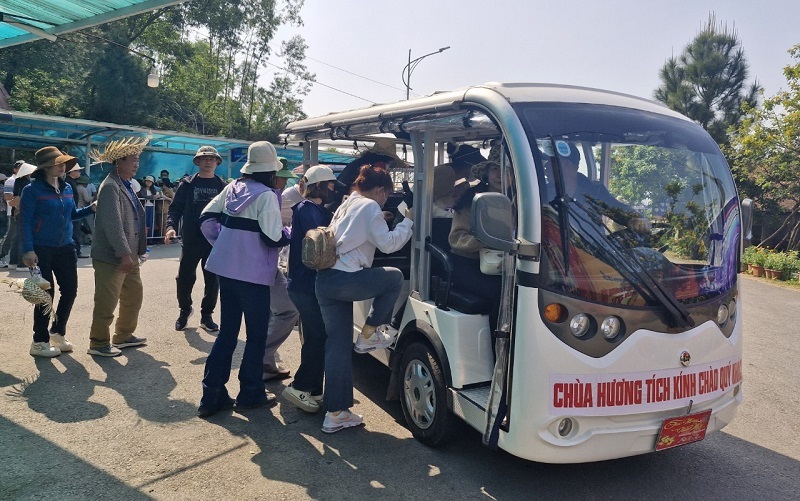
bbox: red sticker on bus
[655,409,712,451]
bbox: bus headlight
[600,316,622,339]
[569,314,591,338]
[716,304,729,326]
[728,299,736,323]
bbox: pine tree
[654,13,761,145]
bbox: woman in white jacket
[316,163,413,433]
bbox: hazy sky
[272,0,800,118]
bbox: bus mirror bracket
[472,192,540,260]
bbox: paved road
[0,246,797,500]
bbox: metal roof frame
[0,0,187,48]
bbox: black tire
[399,342,456,447]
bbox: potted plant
[750,247,767,277]
[742,246,757,273]
[763,251,781,279]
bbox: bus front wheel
[399,342,455,446]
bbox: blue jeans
[201,276,271,408]
[315,267,403,412]
[32,245,78,343]
[288,290,326,395]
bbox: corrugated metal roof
[0,0,186,48]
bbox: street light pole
[402,46,450,100]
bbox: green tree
[727,45,800,251]
[654,13,761,145]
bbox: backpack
[301,226,337,270]
[300,197,351,270]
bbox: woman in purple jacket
[197,142,289,418]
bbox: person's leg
[316,270,356,412]
[289,290,327,395]
[112,264,144,344]
[31,246,55,343]
[8,215,21,266]
[49,245,79,336]
[360,267,404,328]
[201,276,243,408]
[262,269,298,370]
[236,280,272,406]
[198,242,219,317]
[89,260,125,349]
[176,243,203,312]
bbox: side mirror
[740,198,753,246]
[472,192,516,252]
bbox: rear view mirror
[740,198,753,246]
[472,193,515,252]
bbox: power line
[264,62,376,104]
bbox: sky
[271,0,800,119]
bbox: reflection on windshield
[518,104,740,307]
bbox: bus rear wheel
[399,342,455,446]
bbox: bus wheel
[400,342,455,446]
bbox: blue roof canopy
[0,110,355,184]
[0,0,187,48]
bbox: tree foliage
[727,44,800,251]
[0,0,312,141]
[654,13,761,145]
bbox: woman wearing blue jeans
[316,163,413,433]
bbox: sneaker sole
[30,350,61,358]
[353,342,392,354]
[282,389,321,413]
[87,349,121,357]
[199,324,219,332]
[321,421,364,434]
[112,342,146,349]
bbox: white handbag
[479,248,504,275]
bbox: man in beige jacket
[87,138,149,357]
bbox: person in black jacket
[164,146,227,332]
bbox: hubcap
[403,359,435,429]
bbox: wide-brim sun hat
[275,158,298,179]
[90,137,149,164]
[193,145,223,166]
[35,146,78,170]
[240,141,281,174]
[16,162,37,178]
[68,164,83,173]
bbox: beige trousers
[89,260,143,348]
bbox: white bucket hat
[240,142,281,174]
[304,165,337,185]
[16,162,37,178]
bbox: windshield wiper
[567,200,695,328]
[546,135,572,274]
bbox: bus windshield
[516,102,740,308]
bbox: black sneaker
[199,315,219,332]
[234,393,277,412]
[197,396,235,418]
[175,307,193,331]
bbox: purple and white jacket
[200,179,288,286]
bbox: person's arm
[95,183,133,259]
[164,182,188,243]
[256,191,289,247]
[367,203,413,254]
[448,205,485,255]
[198,189,225,245]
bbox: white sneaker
[321,410,363,433]
[8,264,17,270]
[30,341,61,358]
[354,324,397,354]
[49,334,73,353]
[282,385,321,413]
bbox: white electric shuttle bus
[283,83,748,463]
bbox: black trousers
[176,240,219,316]
[33,245,78,342]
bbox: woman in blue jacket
[20,147,95,357]
[282,165,337,413]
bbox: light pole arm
[402,46,450,100]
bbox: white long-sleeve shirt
[331,192,413,272]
